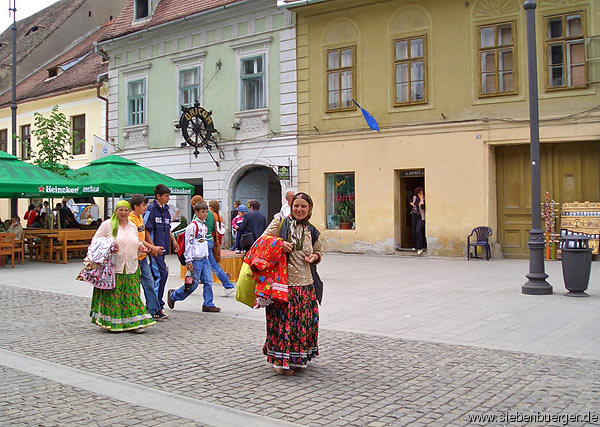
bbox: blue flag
[352,99,379,132]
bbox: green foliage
[336,201,355,223]
[28,105,84,176]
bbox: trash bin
[560,235,592,297]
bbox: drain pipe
[96,72,109,142]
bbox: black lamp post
[522,0,552,295]
[9,0,17,217]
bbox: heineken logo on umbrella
[42,185,79,194]
[177,101,224,166]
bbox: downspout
[96,72,109,144]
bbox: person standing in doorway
[279,190,294,218]
[129,194,166,321]
[410,187,423,251]
[145,184,179,314]
[413,188,426,255]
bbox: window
[326,47,354,111]
[0,129,7,153]
[179,67,200,109]
[127,79,145,126]
[72,114,85,155]
[394,36,426,104]
[325,172,355,230]
[134,0,149,20]
[240,56,265,110]
[478,23,516,96]
[546,12,586,89]
[20,124,30,160]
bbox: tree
[27,105,84,176]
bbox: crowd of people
[84,185,323,375]
[1,186,323,374]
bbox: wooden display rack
[560,202,600,255]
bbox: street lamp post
[522,0,552,295]
[10,0,17,217]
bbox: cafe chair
[13,238,24,265]
[0,232,16,268]
[467,226,492,261]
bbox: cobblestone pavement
[0,366,204,426]
[1,284,599,426]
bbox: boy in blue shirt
[167,202,220,312]
[145,184,179,314]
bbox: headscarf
[111,200,131,238]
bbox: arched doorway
[233,166,282,221]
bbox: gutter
[94,0,255,50]
[96,72,109,144]
[277,0,328,8]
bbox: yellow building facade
[289,0,600,257]
[0,88,108,220]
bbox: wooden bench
[52,230,96,264]
[23,229,57,261]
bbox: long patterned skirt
[90,269,155,332]
[263,285,319,369]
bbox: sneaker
[152,311,167,321]
[223,287,235,297]
[202,305,221,313]
[417,249,424,255]
[235,250,241,254]
[167,289,175,309]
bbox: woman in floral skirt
[89,200,155,333]
[262,192,322,375]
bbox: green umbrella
[0,150,82,198]
[68,155,194,196]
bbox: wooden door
[496,145,532,258]
[496,142,600,258]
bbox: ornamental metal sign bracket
[176,101,225,167]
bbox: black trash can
[560,235,592,297]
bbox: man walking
[129,195,166,320]
[235,200,267,251]
[168,201,220,312]
[145,184,179,314]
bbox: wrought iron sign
[177,101,224,166]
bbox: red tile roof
[0,22,113,108]
[101,0,247,42]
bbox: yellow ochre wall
[0,87,107,222]
[293,0,599,256]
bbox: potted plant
[336,201,354,230]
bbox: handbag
[240,231,254,251]
[236,262,257,308]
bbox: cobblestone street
[1,284,599,426]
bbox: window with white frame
[240,55,265,110]
[127,78,145,126]
[134,0,149,20]
[179,67,200,108]
[327,47,355,111]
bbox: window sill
[539,86,596,99]
[123,124,148,138]
[472,94,525,105]
[235,108,269,121]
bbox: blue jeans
[149,254,168,308]
[170,257,214,307]
[139,257,162,315]
[208,239,234,289]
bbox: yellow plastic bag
[236,262,256,308]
